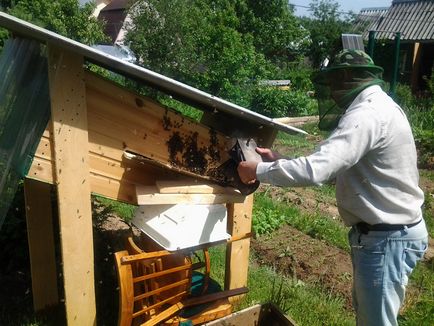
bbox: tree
[126,0,272,105]
[237,0,309,66]
[126,0,312,106]
[301,0,356,68]
[6,0,107,45]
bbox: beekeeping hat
[313,49,384,131]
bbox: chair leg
[115,251,134,326]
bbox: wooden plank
[155,180,238,194]
[136,185,245,205]
[411,42,421,91]
[224,195,253,302]
[90,173,136,204]
[47,45,96,325]
[28,157,54,184]
[273,116,319,127]
[204,304,262,325]
[24,178,59,311]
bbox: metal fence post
[390,32,401,97]
[367,30,376,58]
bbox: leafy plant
[7,0,108,45]
[300,0,358,68]
[251,86,316,118]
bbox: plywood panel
[47,45,96,325]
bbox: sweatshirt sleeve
[256,106,383,187]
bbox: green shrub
[395,84,416,109]
[286,66,314,91]
[251,86,316,118]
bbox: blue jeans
[349,219,428,326]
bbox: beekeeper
[237,49,428,326]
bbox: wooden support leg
[224,195,253,301]
[411,42,421,92]
[24,178,59,311]
[47,45,96,325]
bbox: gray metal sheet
[360,1,434,41]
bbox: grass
[399,260,434,326]
[93,195,136,223]
[208,245,356,326]
[253,190,349,251]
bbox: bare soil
[252,225,353,309]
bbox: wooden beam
[24,178,59,311]
[411,42,422,92]
[224,195,253,301]
[47,45,96,325]
[136,186,245,205]
[156,180,235,194]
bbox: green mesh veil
[0,38,50,229]
[313,50,384,131]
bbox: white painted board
[132,204,230,251]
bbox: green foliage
[6,0,107,44]
[251,87,317,118]
[396,83,434,166]
[399,261,434,326]
[237,0,309,65]
[159,97,203,122]
[126,0,313,110]
[286,65,315,91]
[301,0,358,68]
[243,263,355,325]
[253,205,289,235]
[254,191,349,250]
[127,0,271,105]
[94,195,136,223]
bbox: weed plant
[253,191,349,251]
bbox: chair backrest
[115,237,211,326]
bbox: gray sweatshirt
[256,85,424,226]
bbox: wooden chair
[115,237,247,326]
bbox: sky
[290,0,393,17]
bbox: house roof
[357,0,434,42]
[98,0,128,43]
[0,11,306,136]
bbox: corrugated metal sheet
[354,7,389,38]
[358,0,434,41]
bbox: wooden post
[24,178,59,311]
[47,45,96,325]
[224,195,253,300]
[411,42,421,93]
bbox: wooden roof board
[0,11,306,136]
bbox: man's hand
[256,147,282,162]
[237,161,259,185]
